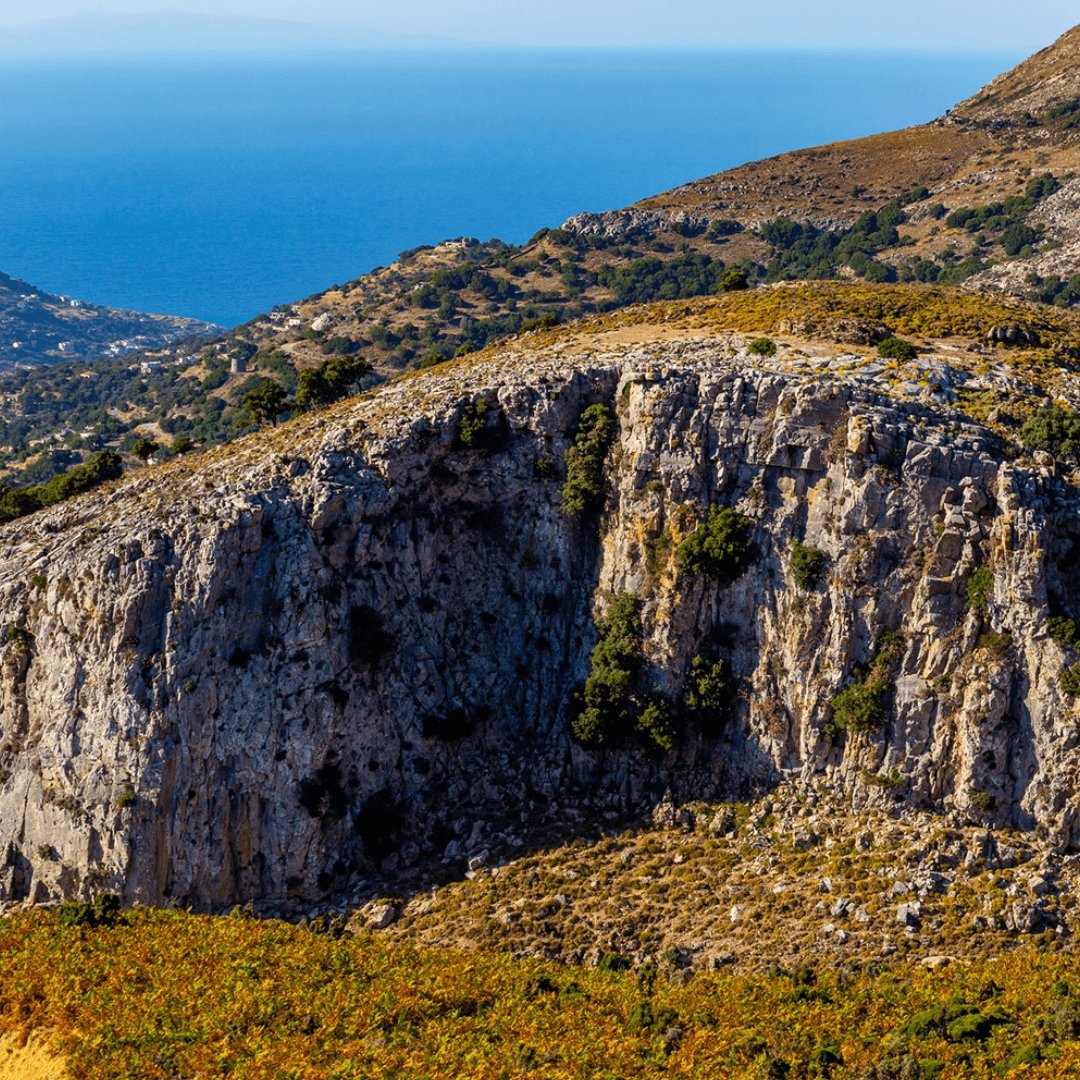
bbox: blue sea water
[0,50,1015,328]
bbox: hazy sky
[0,0,1076,51]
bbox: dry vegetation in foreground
[1,906,1080,1078]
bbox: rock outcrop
[1,319,1079,911]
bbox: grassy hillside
[0,906,1078,1078]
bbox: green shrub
[296,355,371,410]
[677,506,755,585]
[748,337,777,357]
[572,594,643,747]
[457,399,489,448]
[790,541,827,590]
[830,682,884,734]
[116,790,136,810]
[829,632,905,735]
[997,1045,1042,1072]
[1060,663,1080,696]
[1002,223,1037,256]
[57,893,121,930]
[976,631,1012,658]
[561,404,617,516]
[1049,615,1079,647]
[965,567,994,611]
[683,655,736,734]
[1019,405,1080,457]
[636,697,677,753]
[719,267,750,292]
[534,455,558,481]
[877,336,918,361]
[970,790,996,812]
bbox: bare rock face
[0,332,1078,911]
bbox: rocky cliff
[1,287,1079,912]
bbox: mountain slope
[0,270,216,367]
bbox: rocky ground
[369,784,1080,978]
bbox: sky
[0,1,1076,51]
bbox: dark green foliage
[830,681,884,734]
[295,355,371,410]
[790,541,827,590]
[240,379,288,427]
[1019,405,1080,457]
[455,398,506,452]
[829,631,905,735]
[676,506,755,585]
[1001,223,1037,256]
[520,312,559,332]
[758,202,909,284]
[320,336,361,357]
[627,1000,679,1033]
[997,1045,1041,1072]
[877,336,919,361]
[748,337,777,357]
[596,951,632,973]
[57,893,121,930]
[1026,172,1062,200]
[1048,614,1079,647]
[965,567,995,611]
[970,789,996,812]
[899,1001,1010,1043]
[636,696,677,753]
[130,437,158,462]
[683,655,736,735]
[597,254,731,305]
[1046,98,1080,130]
[171,435,195,456]
[0,449,123,524]
[116,790,137,810]
[572,594,643,748]
[719,267,750,292]
[561,404,616,515]
[1060,663,1080,696]
[533,455,558,481]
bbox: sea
[0,49,1015,328]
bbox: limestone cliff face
[0,329,1078,911]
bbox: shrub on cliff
[790,541,827,590]
[829,631,905,736]
[965,567,994,611]
[572,594,643,748]
[683,655,736,735]
[561,404,616,515]
[677,506,755,585]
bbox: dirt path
[0,1033,66,1080]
